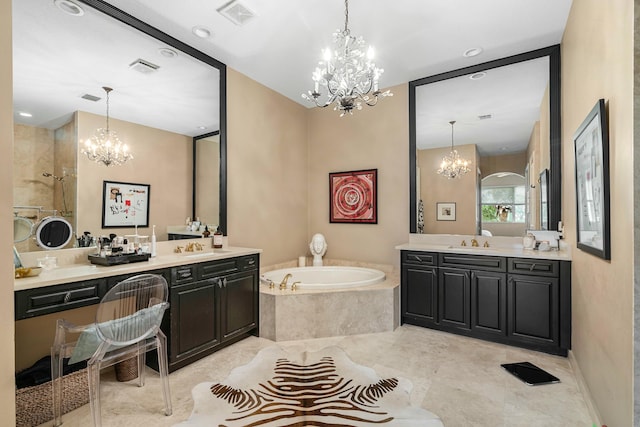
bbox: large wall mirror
[12,0,226,251]
[409,46,561,236]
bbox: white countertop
[15,245,261,292]
[395,242,571,261]
[396,233,571,261]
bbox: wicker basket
[16,368,88,427]
[115,357,139,382]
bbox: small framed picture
[436,202,456,221]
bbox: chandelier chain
[343,0,349,34]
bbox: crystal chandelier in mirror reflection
[81,87,132,166]
[302,0,392,116]
[437,121,471,179]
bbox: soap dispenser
[213,226,223,249]
[151,225,157,257]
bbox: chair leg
[156,332,172,416]
[137,343,146,387]
[87,362,102,427]
[51,346,64,427]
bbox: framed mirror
[193,130,226,235]
[12,0,226,251]
[409,46,561,236]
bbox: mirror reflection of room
[414,56,550,236]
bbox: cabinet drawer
[199,259,238,279]
[15,279,106,320]
[237,254,259,271]
[172,265,197,285]
[439,253,506,272]
[508,258,559,277]
[402,251,437,266]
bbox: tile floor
[43,325,593,427]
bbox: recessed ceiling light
[198,126,208,130]
[463,47,483,58]
[469,72,487,80]
[18,112,32,118]
[158,48,178,59]
[54,0,84,16]
[192,26,212,38]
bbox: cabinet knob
[529,263,536,272]
[63,292,71,303]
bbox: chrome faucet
[471,238,479,247]
[279,273,293,290]
[483,241,490,248]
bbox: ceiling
[13,0,573,146]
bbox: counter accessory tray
[88,253,151,266]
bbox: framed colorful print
[329,169,377,224]
[102,181,150,228]
[573,98,610,260]
[436,202,456,221]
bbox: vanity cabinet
[165,254,259,372]
[401,250,570,356]
[401,251,438,327]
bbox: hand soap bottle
[213,226,223,249]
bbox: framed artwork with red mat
[329,169,377,224]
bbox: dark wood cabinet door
[471,270,506,337]
[220,270,258,341]
[170,278,220,363]
[438,268,470,330]
[401,265,438,326]
[507,274,559,348]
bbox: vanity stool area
[15,246,261,373]
[398,243,571,356]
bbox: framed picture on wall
[329,169,377,223]
[573,98,610,260]
[436,202,456,221]
[102,181,150,228]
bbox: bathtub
[262,266,386,290]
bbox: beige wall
[418,144,478,236]
[76,111,192,241]
[195,135,219,227]
[306,84,409,266]
[226,68,309,267]
[562,0,633,425]
[1,0,16,422]
[479,152,527,178]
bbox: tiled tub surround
[260,259,400,341]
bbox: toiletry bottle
[203,225,211,238]
[213,226,223,249]
[151,225,157,257]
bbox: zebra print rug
[175,345,443,426]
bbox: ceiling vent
[81,93,101,102]
[478,114,493,120]
[129,58,160,74]
[217,0,256,26]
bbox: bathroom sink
[447,246,517,254]
[183,249,232,258]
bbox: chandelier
[302,0,392,116]
[437,121,471,179]
[81,87,132,166]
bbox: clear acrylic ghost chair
[51,273,172,426]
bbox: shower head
[42,172,64,181]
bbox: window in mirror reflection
[480,173,526,236]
